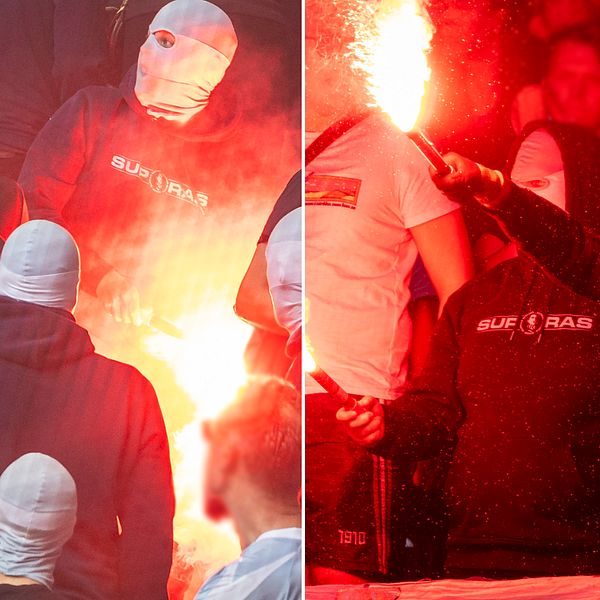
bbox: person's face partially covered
[544,40,600,132]
[134,0,237,124]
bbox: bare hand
[336,395,385,447]
[430,152,507,207]
[96,270,151,326]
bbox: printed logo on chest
[305,174,361,209]
[111,155,208,212]
[476,312,594,334]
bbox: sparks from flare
[352,0,434,132]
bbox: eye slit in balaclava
[134,0,238,123]
[153,30,175,48]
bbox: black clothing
[0,585,65,599]
[507,120,600,232]
[493,184,600,300]
[20,68,238,300]
[378,257,600,576]
[0,1,109,160]
[258,170,301,244]
[0,297,174,600]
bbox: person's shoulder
[90,352,155,392]
[58,84,123,115]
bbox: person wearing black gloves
[430,152,600,300]
[337,156,600,578]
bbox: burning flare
[353,0,434,132]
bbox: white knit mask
[0,454,77,589]
[135,0,238,123]
[0,220,80,312]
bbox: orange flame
[303,345,317,374]
[144,306,253,575]
[353,0,434,131]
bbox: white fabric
[266,207,302,342]
[511,129,566,210]
[306,576,600,600]
[0,220,80,312]
[135,0,237,122]
[0,453,77,589]
[305,113,460,398]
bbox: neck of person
[231,493,301,550]
[0,573,44,587]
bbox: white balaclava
[266,207,302,343]
[0,220,80,313]
[135,0,238,123]
[0,453,77,589]
[511,128,566,210]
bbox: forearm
[491,184,600,299]
[373,393,461,462]
[373,306,464,461]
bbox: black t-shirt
[257,170,301,244]
[0,584,65,599]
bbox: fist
[430,152,507,207]
[96,270,151,326]
[336,395,385,447]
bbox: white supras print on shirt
[476,312,594,334]
[110,154,209,212]
[305,113,460,399]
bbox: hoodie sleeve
[116,369,175,600]
[19,90,114,293]
[492,184,600,300]
[373,293,466,461]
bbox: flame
[144,307,253,421]
[144,305,253,530]
[303,346,317,374]
[142,306,254,591]
[353,0,434,131]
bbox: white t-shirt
[305,113,459,398]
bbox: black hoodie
[0,296,174,600]
[378,257,600,576]
[491,184,600,301]
[19,68,240,304]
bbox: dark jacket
[379,257,600,576]
[19,68,239,304]
[0,584,66,599]
[0,296,174,600]
[0,0,110,157]
[493,184,600,300]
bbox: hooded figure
[19,0,243,331]
[0,453,77,593]
[0,220,174,600]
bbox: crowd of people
[0,0,301,599]
[1,0,600,597]
[305,0,600,587]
